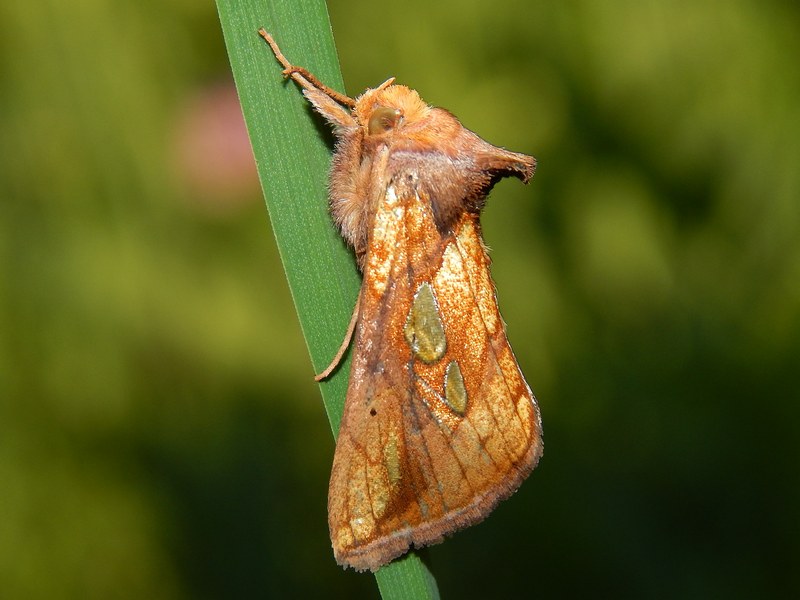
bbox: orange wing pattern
[328,184,543,571]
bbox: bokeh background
[2,0,799,597]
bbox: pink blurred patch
[172,81,260,216]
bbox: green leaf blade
[215,1,439,597]
[217,0,357,431]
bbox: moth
[259,30,543,572]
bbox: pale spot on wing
[368,185,402,296]
[347,447,376,542]
[444,361,468,415]
[335,526,354,549]
[435,243,466,300]
[350,515,376,543]
[469,398,494,439]
[405,192,431,267]
[385,431,402,486]
[404,282,447,364]
[455,222,499,335]
[368,467,390,519]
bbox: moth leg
[314,288,362,382]
[258,29,355,108]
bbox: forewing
[328,186,543,572]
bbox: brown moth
[259,30,543,572]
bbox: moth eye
[368,106,402,135]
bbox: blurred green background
[2,0,799,597]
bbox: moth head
[354,82,431,137]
